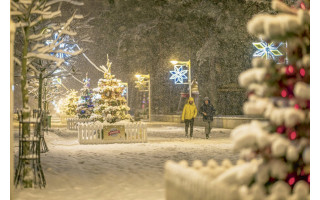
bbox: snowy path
[13,123,238,200]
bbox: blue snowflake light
[169,65,188,84]
[253,40,283,61]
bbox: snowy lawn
[12,123,238,200]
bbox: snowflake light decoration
[45,30,76,64]
[169,65,188,84]
[253,40,283,61]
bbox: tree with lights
[166,1,309,199]
[61,89,79,117]
[91,56,131,123]
[76,73,94,118]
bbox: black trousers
[185,118,194,137]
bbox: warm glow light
[135,74,141,78]
[170,61,178,65]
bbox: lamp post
[170,60,192,97]
[135,74,151,122]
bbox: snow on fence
[67,118,92,130]
[164,161,242,200]
[78,121,147,144]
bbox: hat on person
[204,97,210,101]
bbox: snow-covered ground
[12,123,238,200]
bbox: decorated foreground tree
[91,56,130,123]
[165,1,310,199]
[76,73,94,118]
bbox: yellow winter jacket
[181,97,197,121]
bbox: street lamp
[135,74,151,122]
[169,60,192,97]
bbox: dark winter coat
[200,100,216,121]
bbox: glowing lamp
[170,61,178,65]
[135,74,141,78]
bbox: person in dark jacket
[200,97,216,139]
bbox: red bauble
[276,126,286,134]
[288,177,296,185]
[294,104,300,109]
[289,131,297,140]
[281,89,288,98]
[286,65,294,75]
[300,68,306,77]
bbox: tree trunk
[21,26,32,188]
[38,72,43,110]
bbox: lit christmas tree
[61,89,79,117]
[230,0,310,199]
[165,1,310,199]
[91,56,131,123]
[76,73,94,118]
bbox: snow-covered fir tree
[76,73,94,118]
[91,56,131,123]
[221,0,310,199]
[166,1,310,199]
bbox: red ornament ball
[294,104,300,109]
[288,177,296,185]
[286,65,294,74]
[290,131,297,140]
[281,89,288,98]
[300,68,306,77]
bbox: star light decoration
[169,65,188,84]
[253,40,283,61]
[83,77,90,87]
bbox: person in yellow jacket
[181,97,197,138]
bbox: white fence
[67,118,92,130]
[78,121,147,144]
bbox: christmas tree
[61,89,79,117]
[232,0,310,199]
[165,1,310,199]
[76,73,94,118]
[91,56,130,123]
